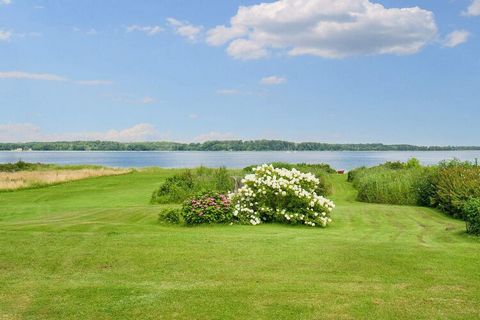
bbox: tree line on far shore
[1,140,479,152]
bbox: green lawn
[0,170,479,319]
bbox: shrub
[151,167,234,204]
[158,208,182,224]
[463,198,480,236]
[433,166,480,218]
[231,164,335,227]
[244,162,334,196]
[182,192,233,225]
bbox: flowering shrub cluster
[230,164,335,227]
[182,192,233,225]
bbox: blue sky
[0,0,479,145]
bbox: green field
[1,169,479,319]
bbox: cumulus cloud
[0,29,12,41]
[464,0,480,16]
[0,123,168,142]
[167,18,203,41]
[126,25,163,36]
[206,0,438,60]
[0,70,112,85]
[260,76,287,85]
[193,131,237,142]
[442,30,470,48]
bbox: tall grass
[352,167,430,205]
[0,161,105,173]
[0,168,130,191]
[349,159,480,222]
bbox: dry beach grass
[0,168,131,190]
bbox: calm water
[1,151,479,170]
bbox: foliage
[182,192,233,225]
[151,167,234,204]
[244,162,336,174]
[2,140,480,151]
[348,159,430,206]
[348,158,480,227]
[0,161,43,172]
[0,161,105,172]
[354,167,430,205]
[347,166,365,182]
[158,207,182,224]
[231,164,335,227]
[244,162,334,196]
[463,198,480,236]
[433,165,480,219]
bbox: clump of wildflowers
[230,164,334,227]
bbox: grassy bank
[0,170,479,319]
[0,162,131,191]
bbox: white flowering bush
[230,164,335,227]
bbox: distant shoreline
[1,140,479,152]
[2,150,480,153]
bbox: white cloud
[0,123,168,142]
[139,96,156,104]
[76,80,113,86]
[126,25,163,36]
[0,71,67,81]
[193,131,236,142]
[0,70,112,85]
[86,28,98,36]
[260,75,287,85]
[167,18,203,41]
[206,0,437,60]
[1,0,11,5]
[216,89,245,95]
[464,0,480,16]
[0,29,12,41]
[227,39,268,60]
[442,30,470,48]
[99,123,163,142]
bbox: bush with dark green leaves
[463,198,480,236]
[151,167,235,204]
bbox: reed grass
[0,168,131,190]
